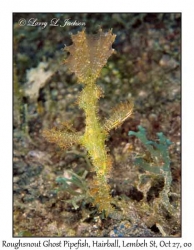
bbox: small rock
[76,223,89,236]
[159,55,178,69]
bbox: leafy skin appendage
[43,29,133,215]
